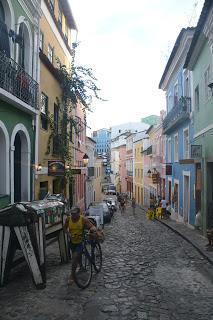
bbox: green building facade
[184,0,213,234]
[0,0,41,208]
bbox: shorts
[70,242,83,253]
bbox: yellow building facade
[133,139,144,206]
[93,158,102,202]
[35,0,77,199]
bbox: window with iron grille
[49,0,55,13]
[58,6,62,29]
[41,93,48,130]
[183,128,189,159]
[48,44,54,63]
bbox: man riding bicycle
[63,206,97,285]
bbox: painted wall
[133,139,143,205]
[192,40,213,232]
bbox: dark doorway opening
[14,133,21,202]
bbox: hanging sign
[48,160,65,176]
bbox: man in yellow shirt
[63,206,97,285]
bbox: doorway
[183,174,190,223]
[14,133,21,202]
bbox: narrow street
[1,205,213,320]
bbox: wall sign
[48,160,65,176]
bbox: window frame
[195,85,199,111]
[40,93,48,130]
[183,127,189,159]
[48,44,54,63]
[167,137,172,163]
[174,133,179,162]
[39,31,44,51]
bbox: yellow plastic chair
[156,207,162,219]
[146,208,155,220]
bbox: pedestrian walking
[161,198,167,218]
[131,197,136,214]
[63,206,97,285]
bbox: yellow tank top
[68,215,84,244]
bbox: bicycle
[72,231,103,289]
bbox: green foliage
[45,43,105,184]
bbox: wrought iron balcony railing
[0,51,38,110]
[163,97,191,134]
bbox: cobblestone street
[1,206,213,320]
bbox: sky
[70,0,204,134]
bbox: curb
[156,218,213,266]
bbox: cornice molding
[161,32,194,90]
[17,0,42,25]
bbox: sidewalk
[156,217,213,265]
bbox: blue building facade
[159,28,196,226]
[92,128,111,155]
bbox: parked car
[88,205,104,229]
[90,201,111,223]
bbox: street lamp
[83,153,89,167]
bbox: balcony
[163,97,191,134]
[0,51,38,111]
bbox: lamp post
[83,154,89,211]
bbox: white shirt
[161,199,167,209]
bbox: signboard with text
[48,160,65,176]
[191,145,202,158]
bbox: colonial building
[133,132,145,206]
[159,27,196,226]
[0,0,41,208]
[184,0,213,234]
[35,0,77,201]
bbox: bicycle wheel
[73,246,92,289]
[92,242,102,273]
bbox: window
[183,128,189,159]
[58,6,62,28]
[65,21,68,41]
[204,66,211,100]
[54,104,59,133]
[167,138,171,162]
[174,82,179,107]
[49,0,55,13]
[39,31,44,51]
[40,93,48,130]
[48,44,54,63]
[174,134,178,162]
[70,121,73,142]
[195,86,199,111]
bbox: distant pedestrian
[131,197,136,214]
[161,198,167,218]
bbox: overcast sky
[70,0,204,133]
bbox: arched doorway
[0,122,9,196]
[14,132,21,202]
[11,124,31,203]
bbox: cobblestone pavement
[1,206,213,320]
